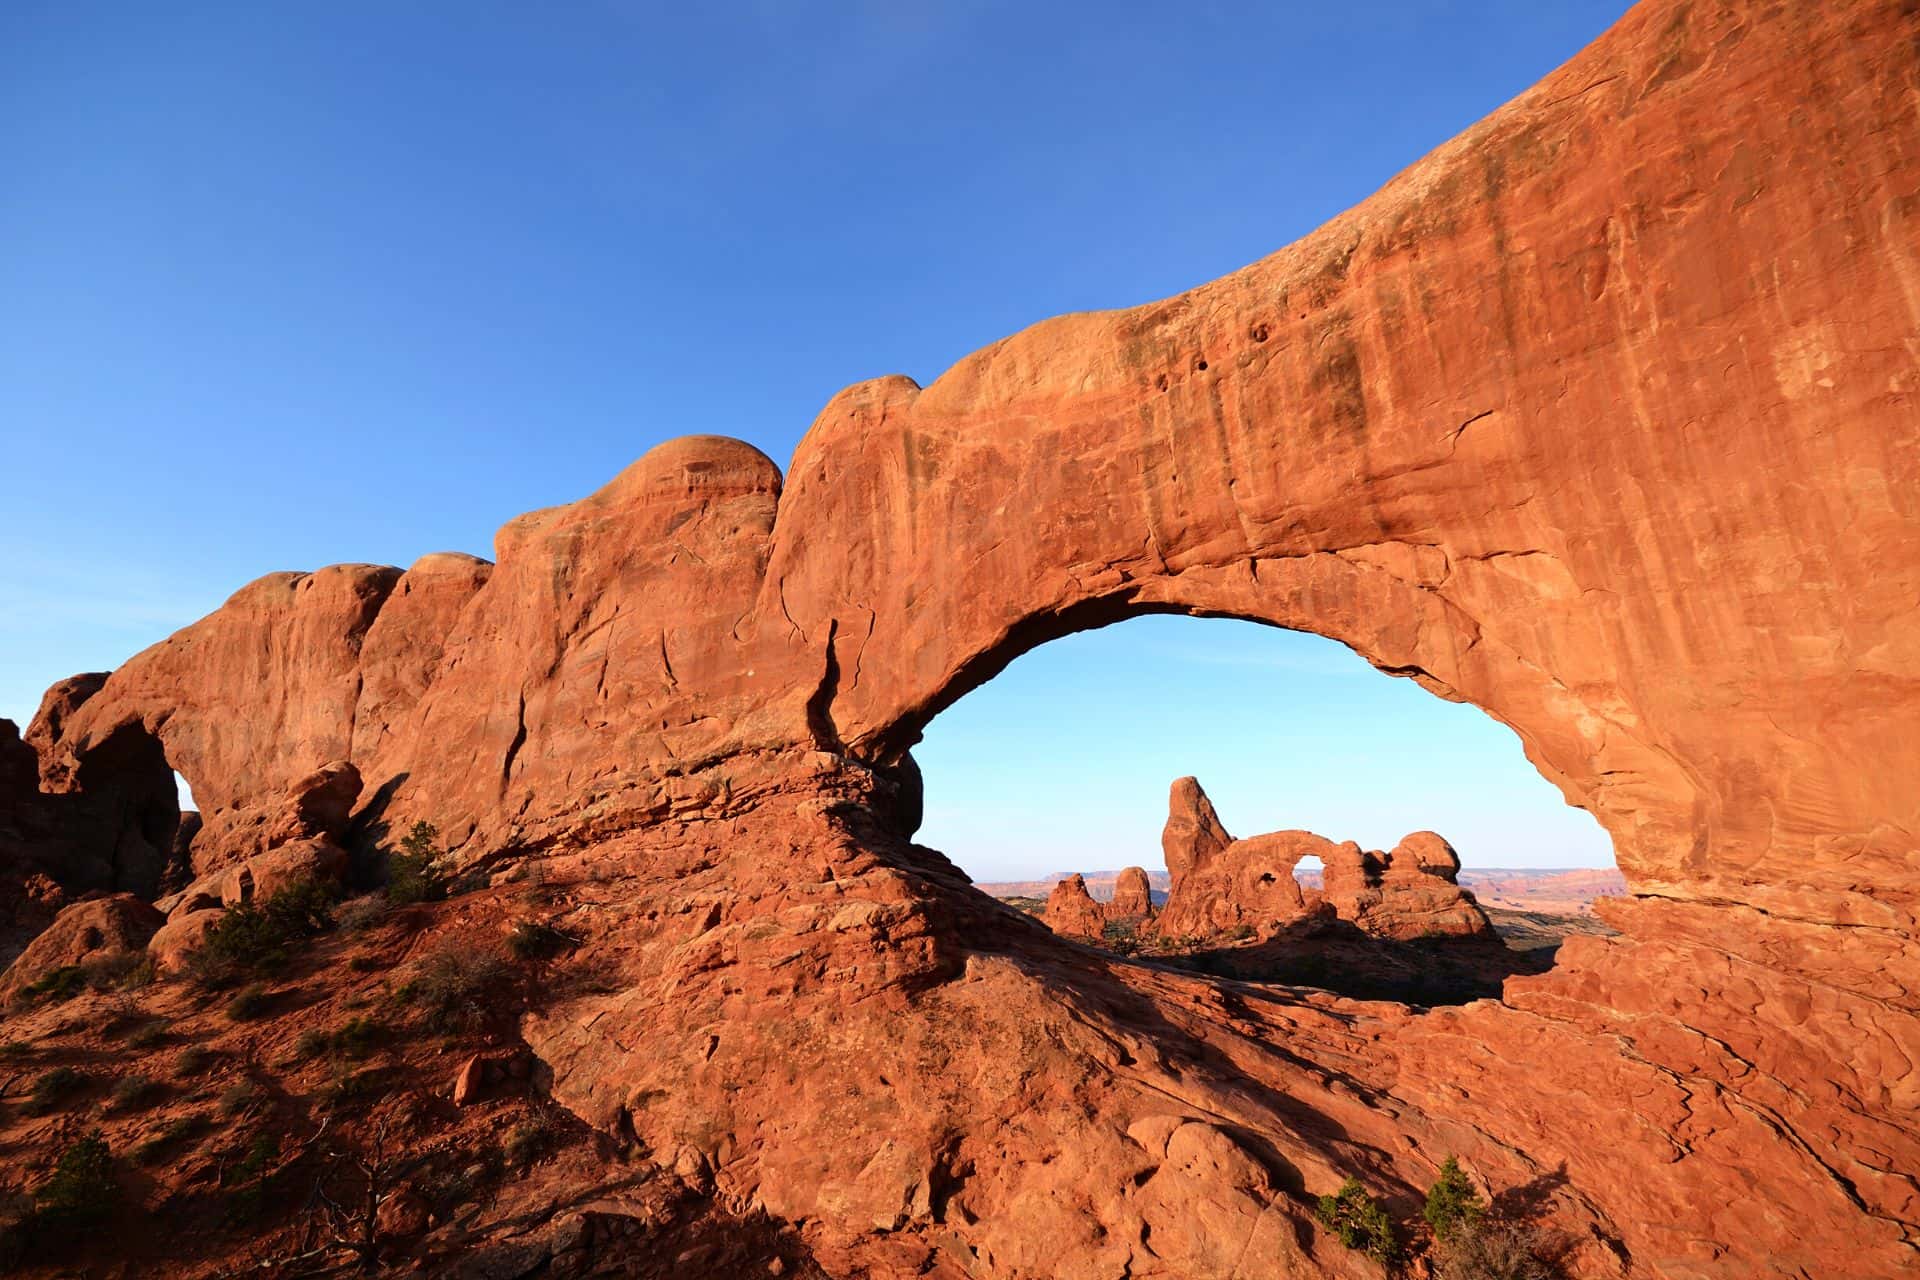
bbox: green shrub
[293,1028,330,1060]
[25,1067,87,1115]
[505,1116,555,1168]
[507,921,576,962]
[1425,1156,1485,1242]
[408,946,509,1035]
[32,1132,116,1233]
[347,954,381,973]
[1,1039,32,1059]
[385,821,449,906]
[108,1073,163,1112]
[225,982,272,1021]
[189,877,338,988]
[1316,1177,1400,1266]
[218,1082,261,1118]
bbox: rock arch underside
[5,2,1919,1275]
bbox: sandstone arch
[8,3,1918,1275]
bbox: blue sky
[1,1,1626,874]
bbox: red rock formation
[1043,873,1106,939]
[5,2,1919,1275]
[1108,866,1154,921]
[1154,777,1490,942]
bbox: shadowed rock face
[8,1,1920,1275]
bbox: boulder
[0,893,163,1000]
[148,907,224,973]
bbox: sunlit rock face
[10,1,1920,1275]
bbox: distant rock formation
[1154,777,1492,942]
[1044,866,1155,940]
[1043,873,1107,938]
[1108,866,1155,922]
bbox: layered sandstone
[4,1,1918,1276]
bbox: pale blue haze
[0,1,1628,876]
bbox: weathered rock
[263,760,361,848]
[224,836,349,904]
[8,2,1920,1276]
[1043,873,1106,939]
[0,894,163,1000]
[148,906,224,973]
[1328,831,1493,941]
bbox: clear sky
[1,1,1629,875]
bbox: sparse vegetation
[1434,1218,1557,1280]
[508,920,577,962]
[135,1113,212,1165]
[25,1066,87,1115]
[219,1081,262,1118]
[505,1112,559,1168]
[404,945,509,1034]
[108,1072,163,1112]
[175,1045,217,1078]
[125,1018,170,1049]
[294,1028,330,1060]
[17,950,152,1004]
[384,820,449,906]
[225,982,273,1021]
[1425,1155,1485,1242]
[335,893,389,934]
[1316,1177,1400,1267]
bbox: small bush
[32,1132,116,1233]
[322,1064,383,1107]
[335,894,389,935]
[1425,1156,1485,1242]
[507,921,576,962]
[332,1015,386,1059]
[26,1067,87,1115]
[408,946,509,1035]
[1316,1177,1400,1266]
[108,1073,163,1112]
[1435,1218,1557,1280]
[347,954,382,973]
[134,1113,211,1165]
[0,1039,31,1059]
[174,1045,217,1078]
[125,1019,171,1050]
[225,983,272,1021]
[385,821,449,906]
[505,1117,554,1168]
[218,1082,262,1118]
[293,1028,330,1060]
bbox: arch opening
[909,614,1620,1003]
[64,722,195,900]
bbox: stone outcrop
[4,2,1919,1276]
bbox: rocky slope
[3,1,1918,1276]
